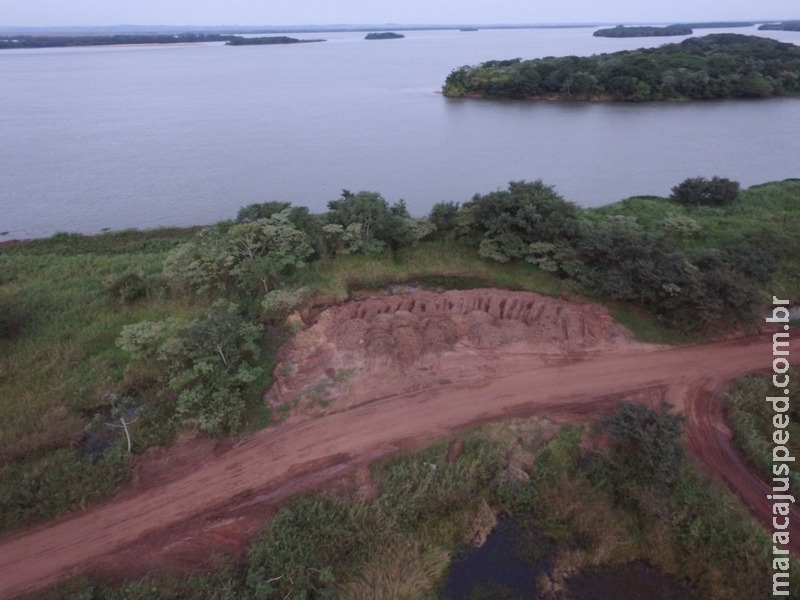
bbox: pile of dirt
[267,289,634,417]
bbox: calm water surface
[1,27,799,238]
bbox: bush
[669,176,740,207]
[103,269,148,304]
[246,494,382,599]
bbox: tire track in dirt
[0,335,776,598]
[682,378,800,555]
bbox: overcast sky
[3,0,798,28]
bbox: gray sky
[3,0,798,27]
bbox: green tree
[236,201,292,223]
[669,176,740,206]
[163,308,264,435]
[163,211,313,296]
[428,201,460,240]
[460,180,581,263]
[117,307,264,435]
[326,191,431,253]
[326,190,393,253]
[228,210,314,294]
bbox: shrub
[669,176,740,207]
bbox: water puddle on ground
[440,517,697,599]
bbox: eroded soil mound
[268,289,636,417]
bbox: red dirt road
[0,334,787,597]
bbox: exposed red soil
[267,289,639,418]
[0,289,787,598]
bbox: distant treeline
[442,34,800,102]
[0,33,323,49]
[681,21,755,28]
[759,21,800,32]
[594,25,692,38]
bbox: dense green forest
[442,33,800,101]
[593,24,692,38]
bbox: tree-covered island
[225,35,324,46]
[365,32,405,40]
[594,21,756,37]
[759,21,800,32]
[593,24,693,38]
[442,33,800,102]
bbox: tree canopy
[669,176,740,207]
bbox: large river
[1,26,799,239]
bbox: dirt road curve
[0,334,784,597]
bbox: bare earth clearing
[0,289,790,597]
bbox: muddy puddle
[441,518,697,599]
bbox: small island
[593,24,692,38]
[759,21,800,32]
[225,35,324,46]
[442,34,800,102]
[365,32,404,40]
